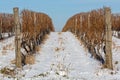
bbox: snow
[0,36,15,68]
[0,32,120,80]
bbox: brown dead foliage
[21,9,55,55]
[62,8,110,64]
[0,13,14,39]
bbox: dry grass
[41,34,49,44]
[1,43,14,55]
[55,47,60,52]
[25,54,35,65]
[11,59,16,64]
[44,34,49,39]
[112,41,116,49]
[115,61,118,65]
[35,46,40,52]
[58,37,63,42]
[55,47,65,52]
[2,44,13,50]
[1,50,7,55]
[11,54,36,65]
[58,32,62,35]
[0,67,15,77]
[112,41,120,51]
[2,46,7,50]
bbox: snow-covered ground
[0,32,120,80]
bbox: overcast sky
[0,0,119,31]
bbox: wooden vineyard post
[75,17,77,35]
[0,15,2,39]
[14,7,22,68]
[104,7,113,70]
[80,15,82,28]
[88,13,90,29]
